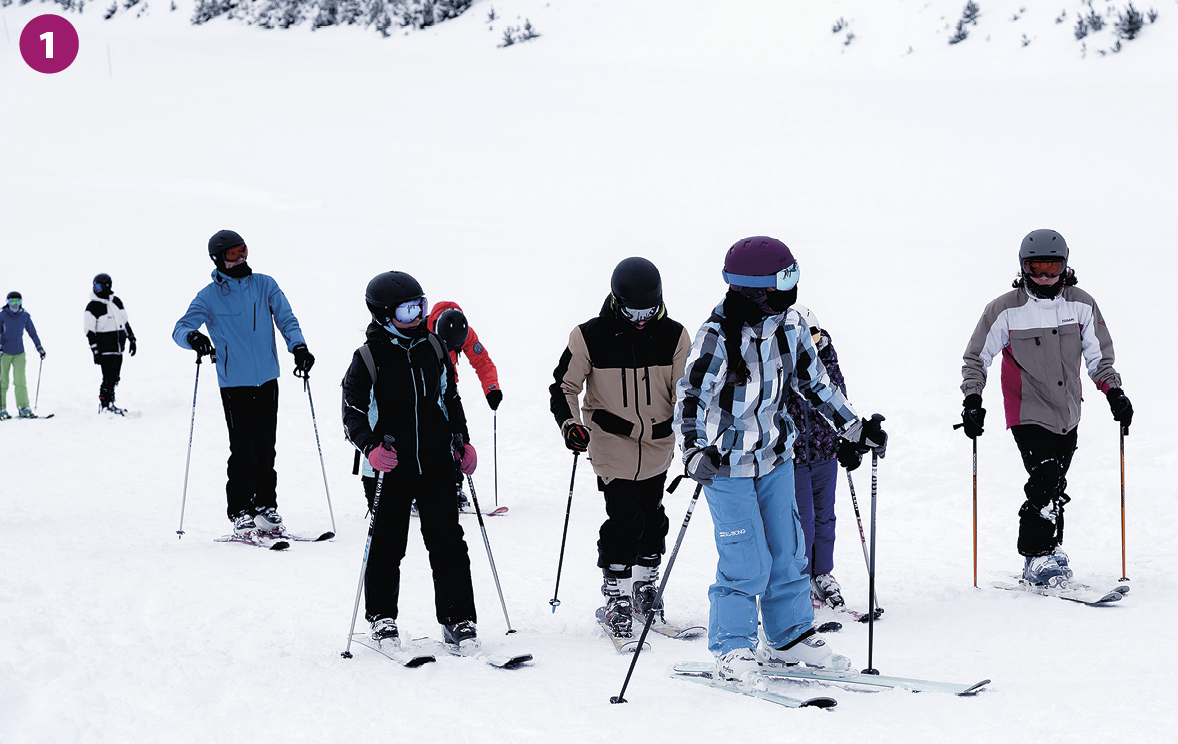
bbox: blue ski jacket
[172,270,306,388]
[1,306,43,356]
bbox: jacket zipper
[633,366,644,480]
[620,369,628,408]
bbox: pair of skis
[214,528,335,551]
[597,606,705,653]
[348,633,532,669]
[992,576,1130,607]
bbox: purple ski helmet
[722,236,800,292]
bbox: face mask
[766,287,797,312]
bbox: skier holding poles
[0,291,46,420]
[675,236,887,682]
[548,257,692,638]
[960,229,1132,587]
[172,230,315,539]
[341,271,481,655]
[85,273,136,416]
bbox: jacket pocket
[592,408,634,437]
[1008,329,1046,379]
[714,519,758,582]
[650,417,673,440]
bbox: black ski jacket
[342,323,470,477]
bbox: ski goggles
[618,303,660,324]
[1022,258,1065,278]
[223,244,248,262]
[7,298,20,308]
[393,297,427,324]
[721,261,800,291]
[93,282,106,293]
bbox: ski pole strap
[352,449,362,476]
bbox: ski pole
[611,479,702,704]
[863,452,880,676]
[299,373,337,537]
[1119,426,1128,583]
[34,355,43,412]
[549,452,579,612]
[972,436,978,588]
[466,473,515,634]
[845,469,882,618]
[342,435,395,659]
[176,354,205,539]
[493,410,499,508]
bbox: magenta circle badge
[20,15,80,74]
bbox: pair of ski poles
[962,424,1130,586]
[175,355,337,538]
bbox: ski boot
[456,486,474,514]
[715,648,761,682]
[1052,547,1074,581]
[0,410,11,421]
[18,406,36,419]
[602,573,634,637]
[99,389,126,416]
[255,507,285,535]
[1023,554,1068,588]
[757,627,852,670]
[370,617,400,653]
[811,573,846,609]
[443,620,481,656]
[632,563,664,623]
[232,511,258,537]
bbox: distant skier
[549,257,692,637]
[427,301,502,512]
[172,230,315,538]
[0,291,46,420]
[960,229,1132,587]
[85,273,137,415]
[342,271,481,655]
[783,305,849,610]
[675,236,887,681]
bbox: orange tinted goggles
[224,244,248,262]
[1023,258,1064,278]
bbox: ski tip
[270,541,291,551]
[316,531,336,541]
[402,655,436,668]
[959,679,992,696]
[803,697,838,709]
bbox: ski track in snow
[2,1,1176,741]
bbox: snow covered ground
[2,1,1177,741]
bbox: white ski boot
[758,628,852,670]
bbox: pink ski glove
[454,443,477,475]
[368,442,398,472]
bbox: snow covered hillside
[2,1,1176,742]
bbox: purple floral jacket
[785,329,847,465]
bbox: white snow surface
[2,1,1177,741]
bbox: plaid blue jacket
[675,304,858,479]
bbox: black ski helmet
[435,308,469,351]
[6,291,21,301]
[1018,229,1069,273]
[365,271,424,324]
[208,229,246,258]
[93,273,113,296]
[610,257,663,313]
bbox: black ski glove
[38,347,46,360]
[293,344,315,374]
[837,438,864,471]
[1107,387,1133,433]
[561,420,590,452]
[960,394,985,439]
[128,337,137,357]
[486,389,503,411]
[186,330,214,358]
[685,445,721,486]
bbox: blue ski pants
[703,459,814,657]
[795,457,839,576]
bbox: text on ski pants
[703,460,813,657]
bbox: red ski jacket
[427,301,501,397]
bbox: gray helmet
[792,304,820,334]
[1019,229,1068,273]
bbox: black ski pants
[219,379,279,520]
[1011,424,1078,557]
[98,356,122,400]
[362,470,476,626]
[597,471,669,578]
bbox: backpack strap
[358,344,377,386]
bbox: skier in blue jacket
[1,291,46,420]
[172,230,315,538]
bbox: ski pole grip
[382,434,396,449]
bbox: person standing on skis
[427,301,502,513]
[342,271,481,655]
[549,257,692,638]
[0,291,46,420]
[960,229,1132,587]
[783,305,849,610]
[675,236,887,681]
[172,230,315,539]
[85,273,137,415]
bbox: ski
[258,529,334,542]
[632,610,706,640]
[735,662,990,696]
[7,412,54,419]
[459,505,509,517]
[214,533,290,551]
[671,667,837,709]
[814,598,882,624]
[441,645,533,669]
[992,580,1123,607]
[348,634,436,667]
[595,607,649,653]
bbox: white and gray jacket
[961,283,1121,434]
[84,292,134,357]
